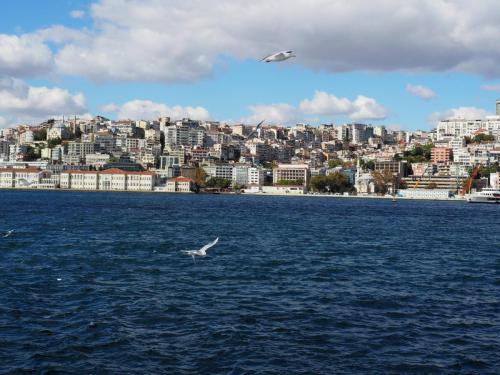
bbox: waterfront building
[490,172,499,188]
[166,176,194,192]
[60,168,155,191]
[203,164,234,181]
[374,160,408,177]
[247,167,264,187]
[273,164,310,186]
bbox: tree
[23,146,39,161]
[205,177,231,189]
[372,170,395,195]
[276,179,304,186]
[48,138,62,148]
[33,128,47,141]
[360,159,375,171]
[310,173,354,193]
[328,159,343,168]
[194,167,207,186]
[472,134,495,143]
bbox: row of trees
[310,172,354,193]
[465,134,495,144]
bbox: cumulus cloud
[244,91,386,125]
[0,34,53,77]
[481,84,500,91]
[243,103,299,125]
[406,84,436,99]
[299,91,387,120]
[427,106,491,126]
[105,100,210,120]
[5,1,500,82]
[38,0,500,83]
[70,10,86,19]
[0,77,87,124]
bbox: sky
[2,0,500,130]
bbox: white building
[19,130,34,144]
[437,117,500,141]
[490,172,499,188]
[247,166,264,187]
[0,167,50,188]
[203,164,234,180]
[85,153,111,167]
[47,123,69,141]
[166,176,194,192]
[60,168,155,191]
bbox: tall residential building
[436,118,500,140]
[496,100,500,116]
[431,147,453,164]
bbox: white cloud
[0,34,53,77]
[243,103,298,125]
[0,116,7,128]
[70,10,86,19]
[0,77,87,124]
[4,1,500,82]
[481,84,500,91]
[39,0,500,83]
[299,91,387,120]
[428,106,491,126]
[108,100,210,120]
[244,91,386,125]
[406,84,436,99]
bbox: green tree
[23,146,40,161]
[33,128,47,141]
[327,159,343,168]
[48,138,62,148]
[472,134,495,143]
[310,173,354,193]
[276,179,304,186]
[360,159,375,171]
[206,177,231,189]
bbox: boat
[467,188,500,203]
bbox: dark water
[0,191,499,374]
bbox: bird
[181,237,219,263]
[247,120,265,139]
[2,230,14,238]
[260,50,296,62]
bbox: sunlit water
[1,191,499,374]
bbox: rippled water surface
[1,191,499,374]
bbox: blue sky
[2,0,500,130]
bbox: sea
[0,190,499,374]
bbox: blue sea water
[0,190,499,374]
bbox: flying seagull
[3,230,14,238]
[181,237,219,263]
[247,120,265,139]
[260,50,296,62]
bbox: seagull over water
[3,230,14,238]
[260,50,296,62]
[182,237,219,263]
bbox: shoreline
[0,186,469,202]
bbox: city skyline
[2,1,500,130]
